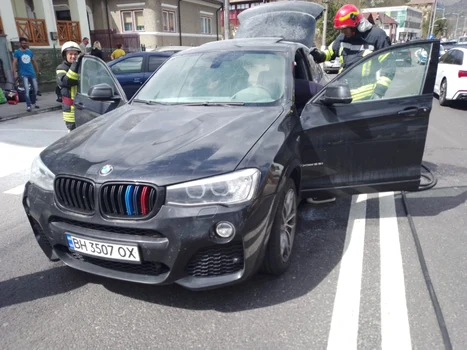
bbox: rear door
[109,55,145,99]
[299,40,439,196]
[74,55,127,127]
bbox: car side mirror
[88,83,116,101]
[322,82,352,105]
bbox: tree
[315,0,347,47]
[433,18,448,37]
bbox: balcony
[15,18,48,46]
[57,21,81,45]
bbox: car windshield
[134,50,287,105]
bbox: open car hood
[235,1,325,49]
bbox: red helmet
[334,4,363,29]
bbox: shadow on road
[0,265,88,309]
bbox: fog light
[215,221,235,238]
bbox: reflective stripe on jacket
[56,60,80,123]
[323,26,395,99]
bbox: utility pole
[224,0,230,40]
[428,0,438,37]
[455,14,460,38]
[321,0,329,50]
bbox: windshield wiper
[178,102,245,106]
[132,99,168,105]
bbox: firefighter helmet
[61,41,81,58]
[334,4,363,29]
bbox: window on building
[163,10,176,32]
[121,10,144,32]
[201,16,212,34]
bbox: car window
[333,43,432,104]
[148,56,168,72]
[80,58,119,97]
[135,51,287,105]
[307,52,324,83]
[111,56,143,74]
[439,51,450,63]
[451,50,464,65]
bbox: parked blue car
[108,52,173,99]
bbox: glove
[310,48,326,64]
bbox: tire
[262,178,298,276]
[439,79,449,106]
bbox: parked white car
[323,59,341,74]
[434,47,467,106]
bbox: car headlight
[166,168,260,206]
[30,156,55,191]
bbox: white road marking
[379,191,412,350]
[4,184,26,195]
[327,194,367,350]
[0,142,44,178]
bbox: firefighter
[56,41,82,132]
[310,4,395,102]
[307,4,396,205]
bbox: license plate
[66,234,141,263]
[333,63,340,67]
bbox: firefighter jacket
[56,60,80,123]
[323,20,395,101]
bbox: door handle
[75,102,84,110]
[133,78,141,82]
[397,107,427,117]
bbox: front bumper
[23,182,276,290]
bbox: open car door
[74,56,127,128]
[234,1,324,48]
[299,40,440,196]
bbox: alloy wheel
[280,188,297,262]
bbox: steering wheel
[231,86,272,100]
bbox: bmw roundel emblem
[99,164,113,176]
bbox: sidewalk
[0,92,61,122]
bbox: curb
[0,105,61,123]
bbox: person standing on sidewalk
[90,41,103,60]
[12,37,41,112]
[79,37,89,55]
[56,41,82,132]
[111,44,126,60]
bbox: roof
[364,12,398,25]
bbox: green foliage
[433,18,448,37]
[316,0,346,47]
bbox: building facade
[363,12,398,43]
[362,6,423,41]
[0,0,223,52]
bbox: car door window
[80,58,120,97]
[452,50,464,65]
[332,43,432,103]
[148,56,168,72]
[442,51,456,64]
[439,52,450,63]
[111,56,144,74]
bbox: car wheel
[262,178,297,276]
[439,79,449,106]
